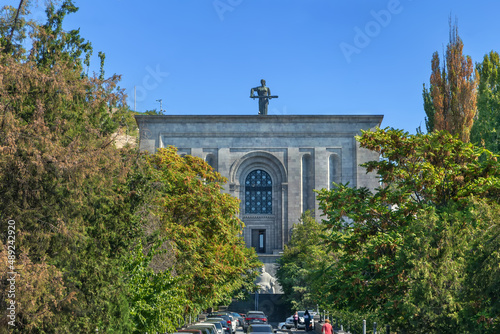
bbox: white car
[210,312,237,333]
[187,322,218,334]
[205,318,227,334]
[283,311,315,330]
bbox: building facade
[135,114,383,274]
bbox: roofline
[135,114,384,125]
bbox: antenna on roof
[156,99,164,114]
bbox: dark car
[243,311,268,331]
[247,324,273,334]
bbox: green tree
[315,128,500,333]
[1,2,262,332]
[1,0,31,59]
[143,109,163,115]
[397,203,476,333]
[423,19,478,142]
[471,51,500,154]
[0,1,142,332]
[143,147,261,313]
[1,1,260,332]
[422,83,436,133]
[125,239,188,334]
[460,200,500,333]
[276,212,330,310]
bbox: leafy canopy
[276,211,331,311]
[314,128,500,333]
[471,51,500,154]
[143,147,261,313]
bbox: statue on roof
[250,79,278,115]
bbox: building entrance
[252,229,266,253]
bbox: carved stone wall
[135,115,383,273]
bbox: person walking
[321,319,333,334]
[293,311,299,330]
[304,310,311,332]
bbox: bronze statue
[250,79,278,115]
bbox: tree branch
[4,0,25,55]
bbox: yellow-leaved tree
[423,19,478,142]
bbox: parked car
[247,324,274,334]
[181,328,211,334]
[283,311,315,330]
[228,311,244,327]
[206,317,231,334]
[204,320,224,334]
[243,311,268,331]
[186,323,217,334]
[209,312,236,333]
[177,330,205,334]
[227,314,237,333]
[277,322,287,330]
[283,315,294,329]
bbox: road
[235,327,309,334]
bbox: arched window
[245,169,272,214]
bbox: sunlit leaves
[357,128,500,209]
[315,128,500,333]
[144,147,261,312]
[126,240,187,334]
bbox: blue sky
[10,0,500,133]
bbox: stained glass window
[245,169,272,214]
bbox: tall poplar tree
[423,19,478,142]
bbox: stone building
[135,114,383,280]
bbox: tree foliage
[314,128,500,333]
[422,83,436,133]
[120,146,261,332]
[126,239,188,334]
[471,51,500,154]
[461,200,500,332]
[423,19,478,142]
[0,1,145,332]
[276,211,330,311]
[142,147,261,313]
[1,1,260,332]
[1,0,32,59]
